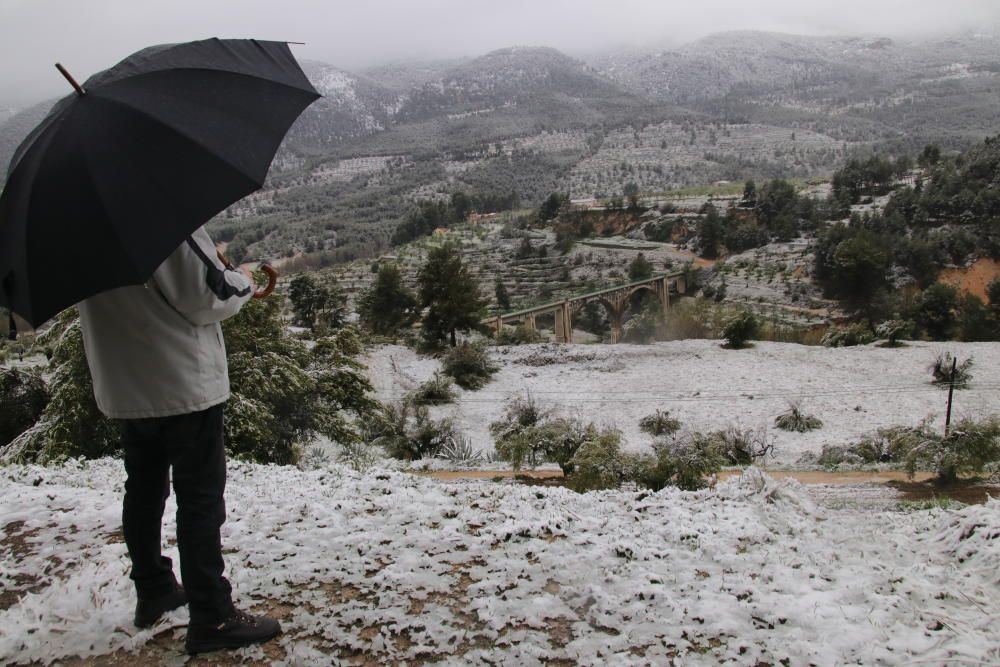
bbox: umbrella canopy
[0,38,320,327]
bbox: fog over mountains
[4,31,998,166]
[2,30,998,261]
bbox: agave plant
[436,435,483,465]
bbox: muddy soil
[886,479,999,504]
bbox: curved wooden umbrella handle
[254,264,278,299]
[216,249,278,299]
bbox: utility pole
[944,356,957,435]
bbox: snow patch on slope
[365,340,1000,464]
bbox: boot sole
[185,627,282,655]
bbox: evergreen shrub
[442,342,498,390]
[902,417,1000,484]
[875,319,914,346]
[496,325,543,345]
[3,298,380,465]
[640,434,726,491]
[821,323,874,347]
[817,417,1000,484]
[410,372,456,406]
[721,310,759,348]
[569,429,649,492]
[0,368,49,449]
[0,313,119,463]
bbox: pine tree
[356,263,418,336]
[538,192,568,221]
[628,253,653,281]
[288,273,346,331]
[697,205,723,259]
[913,283,959,340]
[742,180,757,207]
[494,278,511,310]
[418,242,487,347]
[222,297,378,463]
[450,191,472,221]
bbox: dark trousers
[120,403,235,624]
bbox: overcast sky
[2,0,998,106]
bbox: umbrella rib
[76,105,252,286]
[91,93,271,189]
[101,66,320,111]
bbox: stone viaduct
[486,271,689,344]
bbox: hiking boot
[185,609,282,654]
[134,584,187,628]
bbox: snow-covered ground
[2,459,998,665]
[365,340,1000,465]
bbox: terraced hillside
[312,187,838,339]
[564,121,850,198]
[2,31,998,266]
[318,221,576,315]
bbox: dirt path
[412,470,564,481]
[416,469,935,484]
[414,469,999,505]
[716,470,935,484]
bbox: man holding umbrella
[0,39,320,654]
[79,226,281,652]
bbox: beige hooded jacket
[78,226,253,419]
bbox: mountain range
[1,30,998,262]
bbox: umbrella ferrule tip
[55,63,86,96]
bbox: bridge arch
[624,284,658,302]
[487,270,687,345]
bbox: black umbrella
[0,38,320,327]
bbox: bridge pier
[658,276,670,317]
[554,301,573,343]
[605,292,626,344]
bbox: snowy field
[2,459,998,665]
[365,340,1000,465]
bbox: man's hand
[238,266,254,283]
